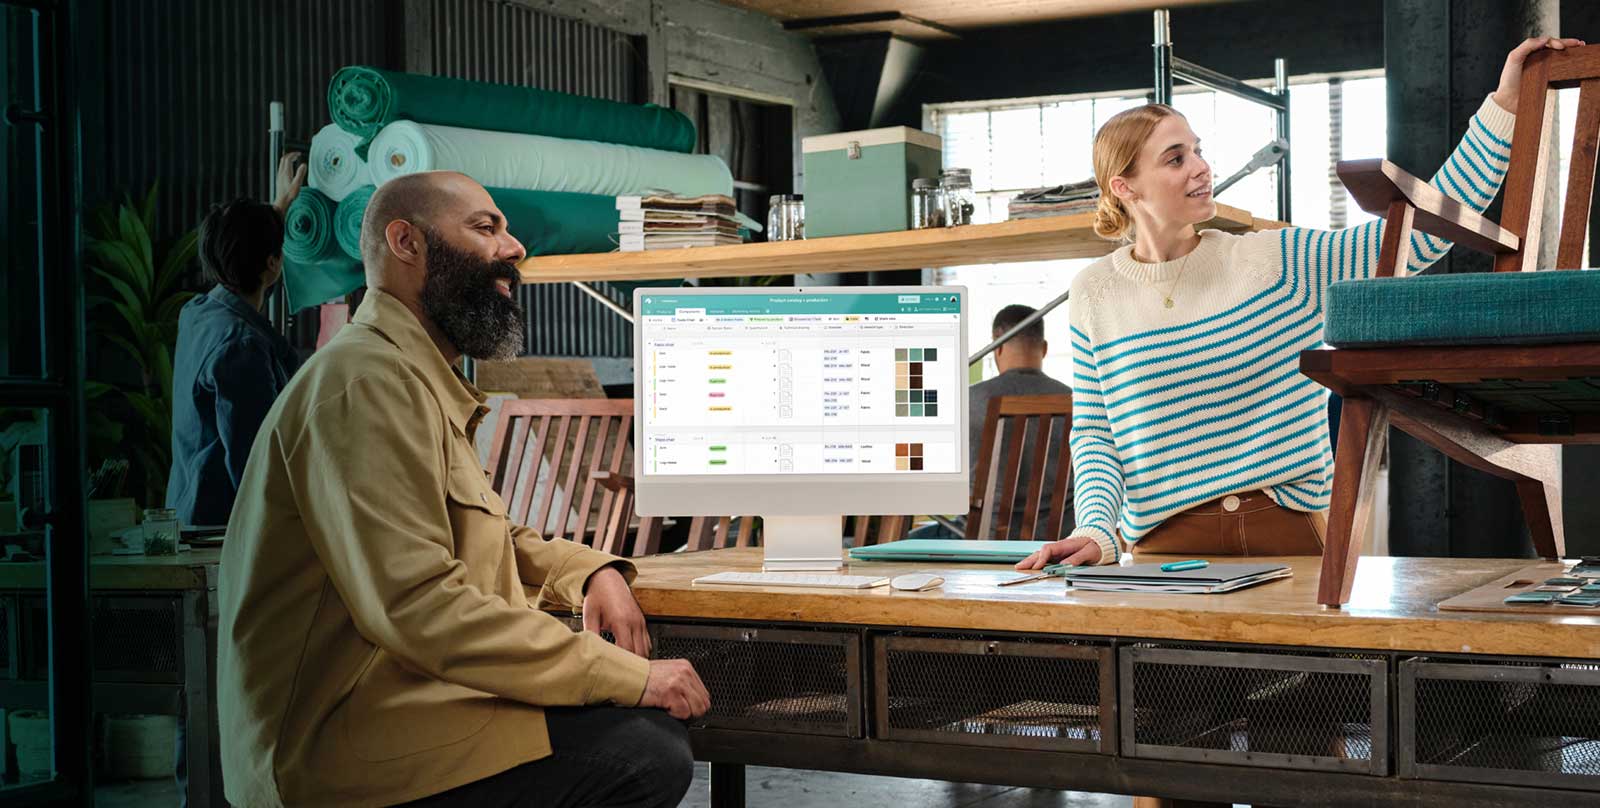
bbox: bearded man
[217,171,708,808]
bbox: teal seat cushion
[1324,269,1600,347]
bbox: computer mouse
[890,573,945,592]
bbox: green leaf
[118,206,155,290]
[125,391,163,430]
[108,301,147,343]
[85,381,117,399]
[139,184,159,236]
[88,240,150,304]
[91,266,145,313]
[103,333,150,376]
[153,342,174,401]
[157,229,199,296]
[155,290,195,325]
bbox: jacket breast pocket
[444,464,511,585]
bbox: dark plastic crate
[1121,644,1388,774]
[874,632,1114,753]
[651,622,860,737]
[1400,657,1600,790]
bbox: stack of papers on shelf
[1007,179,1100,220]
[1063,562,1292,594]
[617,193,746,251]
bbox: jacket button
[1222,495,1241,512]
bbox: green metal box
[802,127,943,238]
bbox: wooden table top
[630,548,1600,659]
[0,547,220,591]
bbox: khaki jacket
[218,289,650,807]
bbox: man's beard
[420,232,525,361]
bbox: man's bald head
[360,171,472,268]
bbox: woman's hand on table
[1015,536,1103,570]
[1493,36,1587,114]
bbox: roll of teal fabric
[282,189,345,265]
[334,185,377,260]
[1324,270,1600,347]
[282,257,364,314]
[328,65,696,153]
[330,184,619,260]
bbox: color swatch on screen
[894,347,939,417]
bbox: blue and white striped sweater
[1065,95,1516,562]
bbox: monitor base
[761,515,845,571]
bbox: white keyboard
[693,571,890,589]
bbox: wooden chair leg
[1319,397,1390,608]
[1516,479,1565,559]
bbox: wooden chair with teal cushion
[1302,45,1600,606]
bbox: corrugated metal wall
[427,0,642,358]
[91,0,645,359]
[97,0,393,231]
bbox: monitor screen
[636,289,965,478]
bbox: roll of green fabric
[282,189,345,265]
[328,65,696,153]
[331,184,620,261]
[282,257,364,314]
[334,185,377,260]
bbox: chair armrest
[589,470,634,494]
[1337,159,1520,256]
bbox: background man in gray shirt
[910,304,1072,539]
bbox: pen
[1160,559,1209,572]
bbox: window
[926,72,1387,382]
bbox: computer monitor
[633,286,969,570]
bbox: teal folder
[848,539,1049,564]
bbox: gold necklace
[1139,237,1199,309]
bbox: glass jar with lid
[767,194,806,241]
[911,178,945,229]
[939,168,977,227]
[141,507,180,556]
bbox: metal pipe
[267,100,290,337]
[1152,9,1172,105]
[1275,58,1292,223]
[968,288,1069,367]
[1171,58,1287,111]
[572,281,635,323]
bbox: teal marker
[1160,559,1209,572]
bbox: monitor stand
[761,515,845,571]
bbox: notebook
[848,539,1049,564]
[1064,562,1292,594]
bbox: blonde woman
[1018,37,1582,572]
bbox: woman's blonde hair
[1092,103,1184,241]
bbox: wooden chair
[486,398,649,552]
[1301,45,1600,606]
[966,394,1075,540]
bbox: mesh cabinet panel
[875,632,1114,753]
[651,623,860,737]
[1121,644,1388,774]
[1400,657,1600,790]
[91,597,183,682]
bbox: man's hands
[582,565,712,719]
[582,565,651,658]
[1493,37,1586,115]
[640,659,712,720]
[272,151,307,214]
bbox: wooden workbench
[622,548,1600,807]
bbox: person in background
[166,152,306,528]
[908,304,1072,539]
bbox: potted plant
[85,185,198,509]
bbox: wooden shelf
[516,202,1284,284]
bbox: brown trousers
[1131,489,1326,557]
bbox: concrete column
[1382,0,1558,558]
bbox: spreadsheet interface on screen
[638,292,963,476]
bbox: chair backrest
[966,394,1074,540]
[1498,45,1600,272]
[486,398,634,546]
